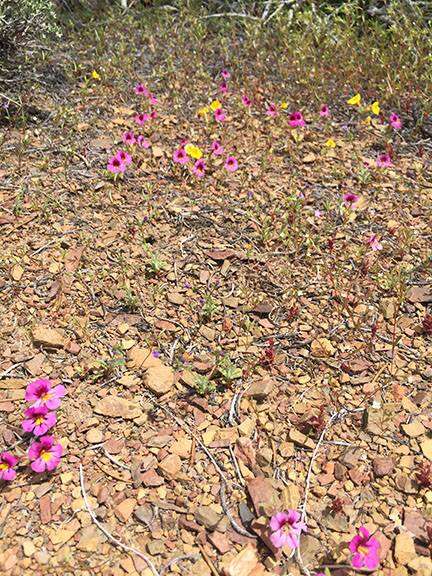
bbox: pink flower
[28,436,63,473]
[289,111,305,127]
[314,209,323,218]
[269,510,307,549]
[116,150,132,166]
[224,156,238,172]
[150,110,158,120]
[266,102,278,117]
[366,234,382,251]
[320,104,330,117]
[219,82,228,95]
[107,155,126,174]
[25,380,66,410]
[122,131,136,146]
[135,113,150,125]
[211,140,224,156]
[0,452,18,482]
[242,95,251,107]
[149,94,158,105]
[173,148,188,164]
[389,112,402,130]
[376,152,392,168]
[22,406,56,436]
[214,108,226,122]
[192,159,206,178]
[134,83,149,96]
[343,192,359,207]
[349,526,380,570]
[221,69,230,80]
[137,135,151,148]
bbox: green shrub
[0,0,60,54]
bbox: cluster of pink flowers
[0,379,65,483]
[173,140,239,178]
[268,514,380,572]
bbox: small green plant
[194,374,215,396]
[202,295,220,319]
[121,287,140,311]
[217,356,242,385]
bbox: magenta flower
[149,94,158,105]
[366,234,382,252]
[389,112,402,130]
[107,156,126,174]
[289,111,305,127]
[221,69,230,80]
[349,526,380,570]
[376,152,392,168]
[150,110,158,120]
[134,83,149,97]
[0,452,18,482]
[116,150,132,166]
[25,379,66,410]
[28,436,63,473]
[192,159,206,178]
[173,148,188,164]
[320,104,330,117]
[225,156,238,172]
[269,510,307,549]
[343,192,359,207]
[137,135,151,148]
[266,102,278,117]
[314,209,323,219]
[135,113,150,125]
[211,140,224,156]
[122,131,136,146]
[219,81,228,95]
[214,108,226,122]
[22,406,56,437]
[242,95,252,107]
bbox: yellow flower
[197,106,209,116]
[325,138,336,148]
[91,70,101,81]
[280,101,288,110]
[347,93,361,106]
[210,99,222,112]
[184,144,202,160]
[371,101,380,115]
[363,115,372,125]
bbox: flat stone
[300,534,322,565]
[394,532,416,565]
[141,469,164,487]
[194,506,222,531]
[134,504,153,525]
[408,556,432,576]
[288,428,315,449]
[208,531,231,554]
[77,525,107,552]
[403,509,427,541]
[246,477,279,516]
[86,428,104,443]
[146,540,165,556]
[114,498,135,522]
[158,454,182,480]
[145,362,174,396]
[402,421,426,438]
[221,544,260,576]
[22,541,36,557]
[373,457,395,477]
[420,438,432,459]
[32,326,65,349]
[94,396,141,419]
[244,378,274,401]
[311,338,335,357]
[127,347,160,369]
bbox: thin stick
[198,543,221,576]
[79,464,161,576]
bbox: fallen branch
[79,464,161,576]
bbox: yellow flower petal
[371,101,380,115]
[91,70,101,80]
[210,99,222,112]
[184,144,202,160]
[325,138,336,148]
[280,101,288,110]
[363,116,372,125]
[197,106,209,116]
[347,93,361,106]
